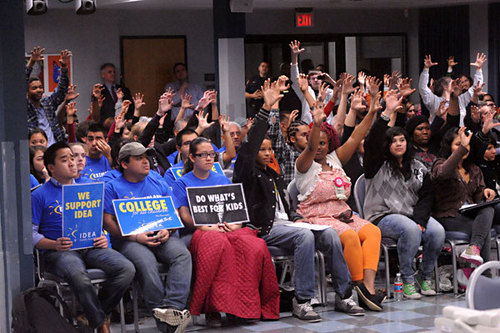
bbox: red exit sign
[296,12,313,27]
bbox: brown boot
[97,316,111,333]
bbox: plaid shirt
[267,108,301,186]
[26,66,68,142]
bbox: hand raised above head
[424,54,438,69]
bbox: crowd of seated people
[27,41,500,332]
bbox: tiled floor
[111,292,466,333]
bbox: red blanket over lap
[188,227,280,319]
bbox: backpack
[12,287,78,333]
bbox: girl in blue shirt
[174,137,279,326]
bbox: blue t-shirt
[167,151,178,166]
[82,155,111,182]
[30,174,39,188]
[164,160,184,188]
[31,180,64,241]
[172,170,231,209]
[102,169,164,184]
[104,174,173,215]
[75,175,94,184]
[104,174,173,245]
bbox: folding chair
[35,249,126,332]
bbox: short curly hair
[307,122,340,154]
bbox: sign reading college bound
[112,197,183,236]
[170,162,224,181]
[62,183,105,250]
[186,184,249,226]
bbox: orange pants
[339,223,381,281]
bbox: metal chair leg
[383,244,391,299]
[119,298,126,333]
[450,241,459,296]
[132,283,140,333]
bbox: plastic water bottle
[394,273,403,301]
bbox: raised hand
[65,85,80,102]
[448,56,458,68]
[157,92,173,116]
[473,81,486,98]
[317,82,328,104]
[209,90,218,105]
[133,92,146,110]
[289,40,305,57]
[310,103,326,127]
[297,73,309,92]
[370,91,383,114]
[287,109,299,128]
[181,93,194,109]
[366,76,382,98]
[59,49,72,67]
[114,113,126,131]
[196,90,212,111]
[277,75,291,92]
[384,89,403,114]
[350,88,367,113]
[481,107,500,133]
[93,84,104,98]
[435,100,449,118]
[251,90,263,99]
[470,105,481,123]
[66,102,77,124]
[261,78,284,109]
[341,74,355,96]
[388,71,401,89]
[28,46,45,67]
[219,114,230,132]
[96,138,111,159]
[116,88,124,101]
[120,100,132,116]
[470,52,487,70]
[195,111,214,131]
[357,71,367,86]
[397,78,416,98]
[458,126,472,148]
[424,54,438,69]
[383,74,390,87]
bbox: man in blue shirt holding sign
[31,142,135,332]
[103,142,192,333]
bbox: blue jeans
[377,215,445,284]
[43,248,135,328]
[114,236,192,311]
[261,224,351,300]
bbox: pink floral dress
[297,170,370,235]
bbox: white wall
[24,9,214,121]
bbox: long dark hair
[30,145,47,183]
[183,137,212,175]
[383,126,414,180]
[438,127,473,171]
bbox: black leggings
[438,206,494,261]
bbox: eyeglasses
[194,152,216,159]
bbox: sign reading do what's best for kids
[186,183,249,226]
[62,183,105,250]
[112,196,184,236]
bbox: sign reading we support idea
[112,196,183,236]
[186,184,249,226]
[62,183,105,250]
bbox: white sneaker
[292,298,321,322]
[153,308,191,333]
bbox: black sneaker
[334,294,365,316]
[355,284,383,312]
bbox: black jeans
[438,206,494,261]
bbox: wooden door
[121,36,186,116]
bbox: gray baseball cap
[118,142,151,162]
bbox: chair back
[466,261,500,310]
[353,174,366,218]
